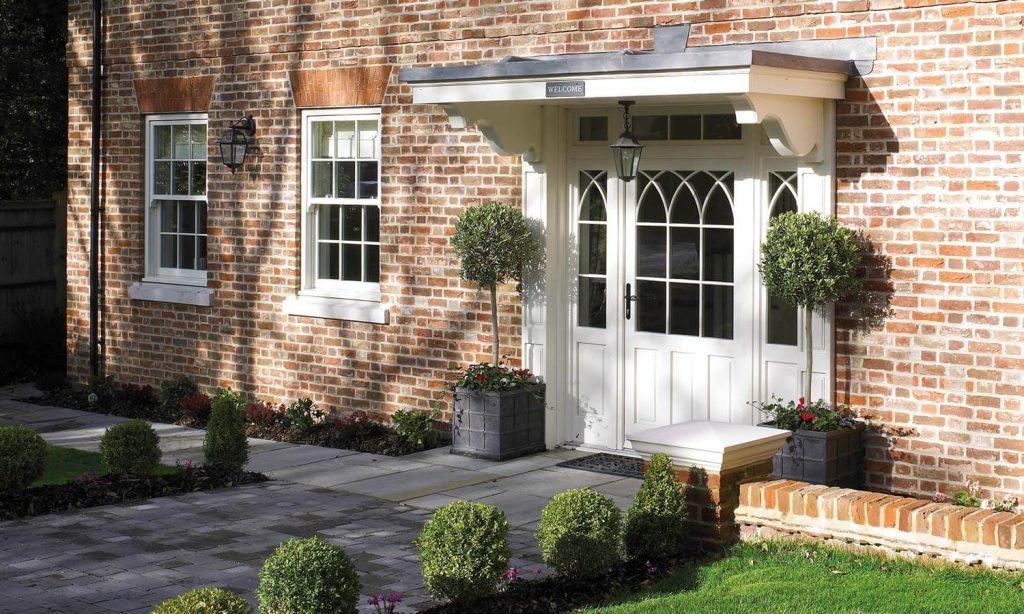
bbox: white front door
[563,108,829,450]
[622,157,754,438]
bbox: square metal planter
[451,385,546,461]
[760,422,865,487]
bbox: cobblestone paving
[0,385,641,613]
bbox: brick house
[65,1,1023,503]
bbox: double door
[567,151,755,450]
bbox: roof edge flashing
[652,24,691,54]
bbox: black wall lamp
[218,115,256,172]
[611,100,644,182]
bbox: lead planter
[760,422,865,487]
[451,385,546,461]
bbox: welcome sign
[545,80,586,98]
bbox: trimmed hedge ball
[0,425,47,492]
[623,452,689,561]
[150,587,252,614]
[536,487,622,578]
[257,536,360,614]
[99,419,161,476]
[416,500,511,601]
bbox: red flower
[799,412,815,422]
[797,397,806,409]
[475,373,487,382]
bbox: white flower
[980,499,993,510]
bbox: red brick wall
[66,1,1024,501]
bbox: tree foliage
[450,202,539,365]
[759,212,861,309]
[0,0,68,199]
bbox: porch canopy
[399,26,873,160]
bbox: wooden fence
[0,194,66,347]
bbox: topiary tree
[151,587,252,614]
[623,453,688,561]
[536,488,622,578]
[99,420,161,476]
[451,201,539,366]
[759,212,861,403]
[204,388,249,471]
[0,425,47,492]
[257,537,360,614]
[416,500,510,602]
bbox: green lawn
[589,541,1024,614]
[32,445,178,487]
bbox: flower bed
[418,558,671,614]
[22,379,447,457]
[0,464,268,520]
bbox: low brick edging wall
[736,480,1024,571]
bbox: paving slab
[0,386,640,613]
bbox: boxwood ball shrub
[537,488,622,578]
[204,388,248,471]
[257,536,360,614]
[151,587,252,614]
[99,419,161,476]
[0,425,47,492]
[623,453,688,561]
[416,501,511,602]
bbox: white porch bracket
[728,93,825,160]
[443,103,542,163]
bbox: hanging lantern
[217,115,256,173]
[610,100,644,182]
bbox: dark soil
[417,558,683,614]
[21,384,447,457]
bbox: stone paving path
[0,384,642,613]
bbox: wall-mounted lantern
[610,100,644,182]
[217,115,256,173]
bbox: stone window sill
[283,295,389,324]
[128,281,214,307]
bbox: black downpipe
[88,0,102,378]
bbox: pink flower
[932,491,947,503]
[981,499,994,510]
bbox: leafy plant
[151,587,252,614]
[934,480,1020,513]
[0,425,47,493]
[758,212,861,402]
[285,397,325,434]
[751,395,858,432]
[257,536,360,614]
[416,500,511,602]
[246,399,285,428]
[454,362,538,392]
[180,392,212,426]
[159,375,199,422]
[99,420,161,476]
[109,383,159,419]
[392,409,437,449]
[536,488,622,578]
[623,453,688,561]
[204,389,249,471]
[450,201,540,366]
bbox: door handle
[624,282,638,320]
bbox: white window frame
[142,113,209,287]
[298,107,382,303]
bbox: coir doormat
[556,453,644,479]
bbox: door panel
[624,158,752,439]
[567,162,619,449]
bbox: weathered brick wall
[66,1,1024,501]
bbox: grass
[32,445,178,487]
[588,541,1024,614]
